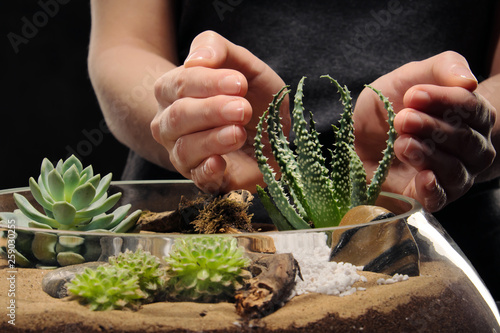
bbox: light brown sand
[0,258,473,333]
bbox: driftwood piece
[137,190,257,234]
[235,253,299,319]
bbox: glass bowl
[0,180,499,331]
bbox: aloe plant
[0,155,142,267]
[254,75,396,230]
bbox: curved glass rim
[0,180,423,237]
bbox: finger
[183,31,286,106]
[190,155,227,194]
[154,66,248,108]
[412,170,447,212]
[395,135,474,202]
[368,51,478,107]
[170,125,247,176]
[395,108,495,174]
[184,31,269,82]
[151,96,251,146]
[402,85,495,135]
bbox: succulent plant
[0,155,142,267]
[165,236,251,302]
[67,249,168,311]
[254,75,396,230]
[109,248,167,302]
[67,265,145,311]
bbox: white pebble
[271,233,364,296]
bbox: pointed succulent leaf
[105,204,131,229]
[71,183,97,211]
[365,84,397,204]
[13,193,60,228]
[347,144,368,208]
[263,85,312,221]
[256,185,293,230]
[55,159,64,174]
[63,164,81,201]
[29,177,54,211]
[291,77,339,227]
[86,174,101,190]
[75,192,121,219]
[80,214,114,231]
[92,173,112,203]
[52,201,77,226]
[79,165,94,185]
[62,155,83,174]
[254,109,310,230]
[47,169,65,202]
[112,209,142,233]
[322,75,354,212]
[39,158,55,199]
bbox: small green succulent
[0,155,142,267]
[109,249,167,302]
[165,236,251,302]
[254,75,396,230]
[67,249,168,311]
[68,265,145,311]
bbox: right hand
[151,31,289,194]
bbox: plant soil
[1,259,497,332]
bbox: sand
[1,258,497,333]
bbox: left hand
[353,51,496,212]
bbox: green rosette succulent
[165,236,251,302]
[0,155,142,267]
[109,248,167,302]
[11,154,140,232]
[67,265,145,311]
[67,249,168,311]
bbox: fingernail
[222,100,245,122]
[402,111,424,132]
[202,158,214,175]
[217,125,237,145]
[219,75,242,95]
[402,137,425,166]
[450,65,477,82]
[424,177,446,211]
[425,176,437,192]
[410,90,431,108]
[184,47,214,64]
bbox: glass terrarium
[0,180,499,332]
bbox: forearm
[475,74,500,181]
[88,43,177,172]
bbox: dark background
[2,1,129,190]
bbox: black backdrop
[2,1,129,190]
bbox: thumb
[183,30,281,91]
[373,51,478,97]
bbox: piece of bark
[235,253,299,319]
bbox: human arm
[88,0,178,171]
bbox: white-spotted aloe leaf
[291,77,339,228]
